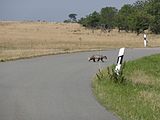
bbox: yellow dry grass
[139,91,160,111]
[128,70,154,85]
[0,21,160,61]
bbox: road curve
[0,48,160,120]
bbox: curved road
[0,48,160,120]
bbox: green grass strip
[92,54,160,120]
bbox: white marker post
[115,48,125,75]
[144,34,147,47]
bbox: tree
[134,11,152,35]
[87,11,100,27]
[78,0,160,34]
[123,0,152,35]
[100,7,118,28]
[78,11,100,28]
[68,13,77,22]
[116,4,134,32]
[145,0,160,34]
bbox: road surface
[0,48,160,120]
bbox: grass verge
[92,54,160,120]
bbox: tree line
[78,0,160,35]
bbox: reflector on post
[144,34,147,47]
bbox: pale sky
[0,0,137,22]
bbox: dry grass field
[0,21,160,61]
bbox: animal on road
[88,55,107,62]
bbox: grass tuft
[107,62,126,84]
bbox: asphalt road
[0,48,160,120]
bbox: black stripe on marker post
[117,55,124,65]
